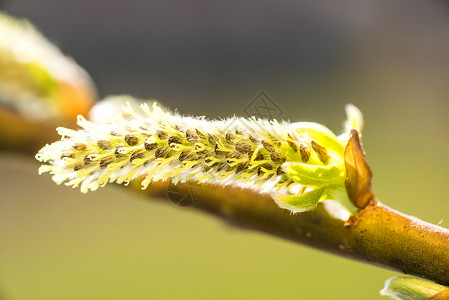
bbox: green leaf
[289,122,344,155]
[381,276,449,300]
[284,162,344,187]
[273,186,327,213]
[320,186,358,216]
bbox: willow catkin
[36,101,340,195]
[0,12,95,120]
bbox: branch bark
[0,107,71,155]
[134,180,449,286]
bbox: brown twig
[134,180,449,286]
[0,108,64,155]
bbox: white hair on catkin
[36,101,333,194]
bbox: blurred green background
[1,0,448,299]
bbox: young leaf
[290,122,344,154]
[381,276,449,300]
[273,186,327,213]
[283,162,344,187]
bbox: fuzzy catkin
[0,12,94,120]
[36,102,334,194]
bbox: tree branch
[0,107,71,155]
[135,180,449,286]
